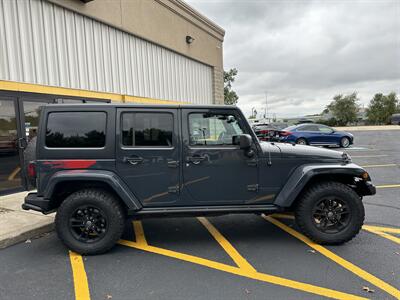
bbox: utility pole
[265,92,269,123]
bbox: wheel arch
[44,170,142,212]
[273,163,367,209]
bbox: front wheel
[55,189,126,255]
[295,181,364,245]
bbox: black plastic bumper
[356,181,376,196]
[22,193,52,214]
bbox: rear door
[116,108,180,207]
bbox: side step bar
[129,204,281,216]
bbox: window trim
[45,111,107,149]
[120,111,175,149]
[187,112,244,149]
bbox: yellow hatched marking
[376,184,400,189]
[363,228,400,245]
[133,220,147,245]
[263,215,400,299]
[363,225,400,234]
[197,217,256,272]
[120,221,368,300]
[69,251,91,300]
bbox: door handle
[18,137,27,149]
[123,156,143,165]
[187,155,206,165]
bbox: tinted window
[122,113,173,147]
[318,125,333,133]
[300,125,319,131]
[189,113,244,146]
[46,112,106,148]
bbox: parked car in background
[296,119,314,125]
[253,123,288,141]
[390,113,400,125]
[278,124,354,148]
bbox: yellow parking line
[376,184,400,189]
[69,251,91,300]
[133,220,147,245]
[263,215,400,299]
[197,217,256,272]
[270,213,295,220]
[363,225,400,234]
[119,238,367,300]
[363,228,400,245]
[361,164,397,168]
[7,167,21,181]
[122,220,367,300]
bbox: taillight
[280,131,292,136]
[27,162,36,178]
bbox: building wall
[0,0,225,104]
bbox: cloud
[187,0,400,118]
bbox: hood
[260,142,350,163]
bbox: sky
[186,0,400,119]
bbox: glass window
[189,113,244,146]
[46,112,106,148]
[318,125,334,133]
[122,113,173,147]
[301,125,319,131]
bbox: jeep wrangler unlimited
[22,104,376,254]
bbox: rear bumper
[22,193,53,214]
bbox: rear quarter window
[45,112,106,148]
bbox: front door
[181,109,258,205]
[0,97,24,194]
[116,108,180,207]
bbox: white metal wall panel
[0,0,213,104]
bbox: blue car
[279,124,354,148]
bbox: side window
[122,113,173,147]
[302,125,319,131]
[318,125,333,133]
[46,112,106,148]
[188,113,244,146]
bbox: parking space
[1,130,399,300]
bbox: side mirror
[233,134,252,149]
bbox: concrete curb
[334,125,400,131]
[0,191,55,249]
[0,221,54,249]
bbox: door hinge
[168,186,180,193]
[247,184,259,192]
[247,159,258,167]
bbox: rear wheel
[340,137,350,148]
[296,138,308,145]
[295,181,364,245]
[55,189,125,255]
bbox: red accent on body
[43,160,97,169]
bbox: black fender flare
[44,170,142,211]
[274,163,367,207]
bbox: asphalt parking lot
[0,130,399,300]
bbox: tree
[366,92,398,124]
[224,68,239,105]
[325,92,359,126]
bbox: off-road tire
[296,138,308,145]
[55,189,125,255]
[295,181,364,245]
[340,137,350,148]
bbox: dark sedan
[278,123,354,148]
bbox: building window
[46,112,106,148]
[122,113,173,147]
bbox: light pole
[265,92,269,123]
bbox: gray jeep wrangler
[22,104,376,254]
